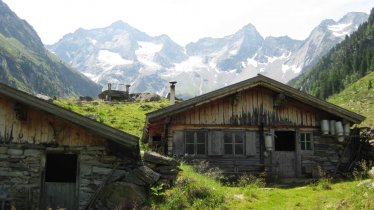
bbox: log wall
[0,95,105,146]
[170,87,334,127]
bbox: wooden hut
[143,74,365,178]
[0,83,139,209]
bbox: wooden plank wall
[171,87,325,127]
[0,95,104,146]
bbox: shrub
[237,173,266,188]
[353,160,373,180]
[191,160,224,181]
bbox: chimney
[169,81,177,105]
[107,83,112,101]
[125,84,131,93]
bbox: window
[300,133,312,150]
[224,131,244,156]
[185,131,206,155]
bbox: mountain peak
[338,12,369,24]
[239,23,258,33]
[109,20,132,29]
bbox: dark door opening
[274,131,295,151]
[42,153,79,210]
[45,153,77,182]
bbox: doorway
[41,153,79,210]
[273,131,296,178]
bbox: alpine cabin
[143,74,365,178]
[0,83,139,209]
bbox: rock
[92,166,112,175]
[0,147,8,154]
[125,173,147,186]
[7,149,23,156]
[369,167,374,177]
[128,166,161,186]
[95,182,146,209]
[133,93,161,102]
[24,149,42,157]
[143,151,179,166]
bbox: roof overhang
[146,74,365,124]
[0,83,140,159]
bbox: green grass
[328,71,374,127]
[54,98,169,138]
[150,164,374,210]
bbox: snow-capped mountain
[48,12,368,99]
[284,12,369,79]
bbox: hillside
[0,0,102,97]
[54,99,169,138]
[328,71,374,126]
[290,8,374,99]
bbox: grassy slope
[328,71,374,127]
[153,164,373,210]
[54,99,169,138]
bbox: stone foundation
[0,145,179,210]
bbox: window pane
[224,132,232,143]
[306,142,311,150]
[235,133,244,143]
[300,142,306,150]
[185,132,194,144]
[186,144,194,155]
[235,144,244,155]
[306,133,311,142]
[224,144,233,155]
[196,144,206,155]
[196,132,206,144]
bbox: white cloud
[3,0,374,45]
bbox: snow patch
[328,23,352,37]
[267,53,290,63]
[282,64,302,74]
[246,58,258,67]
[135,41,163,70]
[97,50,133,66]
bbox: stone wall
[0,145,179,210]
[0,144,42,210]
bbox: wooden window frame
[300,132,313,151]
[184,130,207,156]
[223,131,245,157]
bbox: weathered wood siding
[300,135,343,176]
[170,87,334,127]
[0,95,105,146]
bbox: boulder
[95,182,146,209]
[143,151,179,166]
[126,166,161,186]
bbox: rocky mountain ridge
[49,12,369,99]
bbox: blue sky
[3,0,374,45]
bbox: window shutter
[173,131,184,156]
[245,131,257,156]
[208,131,223,156]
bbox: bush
[237,173,266,188]
[158,171,225,209]
[191,160,224,181]
[353,160,373,180]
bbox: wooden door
[41,153,79,210]
[43,182,78,209]
[273,131,296,178]
[273,151,296,178]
